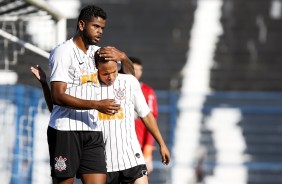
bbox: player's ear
[78,20,85,31]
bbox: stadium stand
[5,0,282,184]
[172,0,282,183]
[0,0,66,86]
[211,0,282,91]
[198,0,282,183]
[200,92,282,184]
[0,1,189,184]
[0,1,65,184]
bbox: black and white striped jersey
[96,74,150,172]
[49,38,101,131]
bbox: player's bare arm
[31,65,53,112]
[141,112,171,165]
[51,81,120,114]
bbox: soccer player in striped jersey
[40,5,134,184]
[31,51,169,184]
[95,52,170,184]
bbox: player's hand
[97,46,134,75]
[160,145,170,165]
[31,65,48,84]
[98,46,126,62]
[96,99,120,115]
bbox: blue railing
[0,84,43,184]
[156,90,179,150]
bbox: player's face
[133,63,143,81]
[97,61,118,86]
[81,16,106,45]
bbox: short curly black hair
[94,49,107,66]
[77,5,107,27]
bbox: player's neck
[73,35,89,54]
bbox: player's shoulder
[118,74,138,83]
[89,45,100,53]
[51,39,73,54]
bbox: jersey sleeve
[49,46,71,83]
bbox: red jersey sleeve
[138,83,158,147]
[141,83,158,118]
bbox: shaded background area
[78,0,194,90]
[2,0,282,184]
[211,0,282,91]
[3,0,193,91]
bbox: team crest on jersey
[114,87,125,100]
[54,156,67,172]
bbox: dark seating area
[81,0,194,90]
[1,0,193,91]
[204,1,282,181]
[211,0,282,91]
